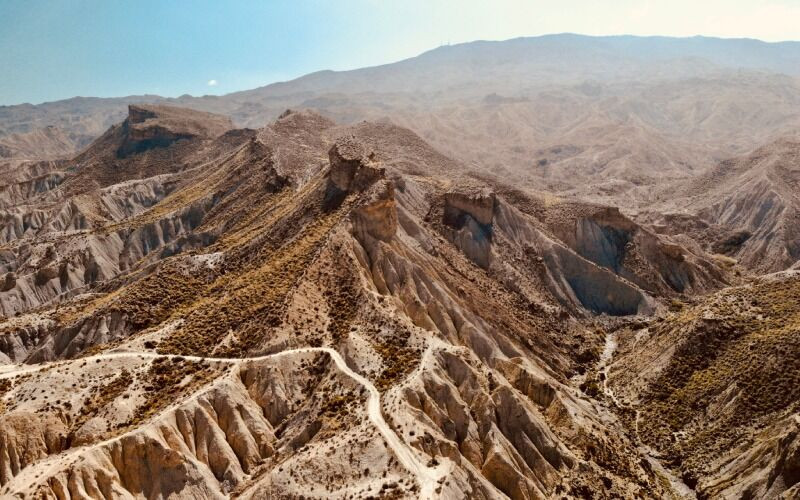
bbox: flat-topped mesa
[126,105,159,124]
[328,136,384,192]
[117,104,233,158]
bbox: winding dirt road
[0,346,449,499]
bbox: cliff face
[645,138,800,274]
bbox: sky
[2,0,800,105]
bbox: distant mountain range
[3,33,800,266]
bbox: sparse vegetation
[69,369,133,442]
[2,54,799,499]
[712,253,738,268]
[637,276,800,479]
[157,194,353,357]
[124,358,221,427]
[374,329,420,391]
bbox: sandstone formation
[0,102,792,500]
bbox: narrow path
[0,346,448,499]
[318,347,449,499]
[599,331,622,407]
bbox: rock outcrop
[328,136,385,193]
[353,181,398,242]
[442,189,497,269]
[546,204,728,297]
[444,189,497,227]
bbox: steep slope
[643,136,800,272]
[4,36,800,203]
[0,96,160,156]
[0,104,238,318]
[540,203,725,297]
[0,126,80,160]
[606,270,800,499]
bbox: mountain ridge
[3,35,800,216]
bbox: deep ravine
[598,332,697,500]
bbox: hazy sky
[2,0,800,105]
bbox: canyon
[1,34,799,499]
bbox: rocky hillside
[0,126,79,160]
[2,32,800,500]
[607,270,800,499]
[641,136,800,273]
[0,104,753,499]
